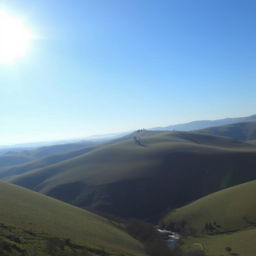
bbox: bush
[225,246,232,252]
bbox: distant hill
[0,181,145,256]
[0,141,98,169]
[162,180,256,256]
[153,114,256,131]
[0,132,129,155]
[0,145,97,179]
[197,120,256,141]
[10,130,256,221]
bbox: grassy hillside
[9,130,256,221]
[198,120,256,141]
[162,179,256,233]
[181,228,256,256]
[162,180,256,256]
[0,181,145,256]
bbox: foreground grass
[162,180,256,256]
[181,228,256,256]
[0,223,117,256]
[0,182,145,256]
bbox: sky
[1,0,256,145]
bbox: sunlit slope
[162,180,256,234]
[11,131,256,220]
[0,181,145,256]
[198,120,256,141]
[162,180,256,256]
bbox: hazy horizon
[1,112,256,147]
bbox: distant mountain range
[198,120,256,142]
[1,114,255,152]
[152,114,256,131]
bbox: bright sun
[0,10,33,63]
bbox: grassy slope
[163,180,256,233]
[0,181,145,256]
[163,180,256,256]
[182,228,256,256]
[198,120,256,141]
[10,131,256,220]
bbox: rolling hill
[162,180,256,256]
[153,114,256,131]
[0,181,145,256]
[0,141,98,169]
[198,120,256,142]
[9,130,256,221]
[0,145,97,179]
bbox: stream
[156,228,181,249]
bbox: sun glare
[0,10,33,63]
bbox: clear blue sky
[1,0,256,145]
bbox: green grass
[9,130,256,220]
[0,181,145,256]
[181,228,256,256]
[0,223,120,256]
[162,180,256,234]
[162,180,256,256]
